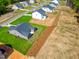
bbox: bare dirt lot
[35,7,79,59]
[30,13,57,26]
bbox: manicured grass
[0,13,46,55]
[11,15,32,25]
[0,25,46,55]
[0,27,31,55]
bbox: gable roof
[45,5,54,10]
[15,4,24,9]
[36,9,46,16]
[0,51,5,59]
[10,23,34,37]
[51,0,59,4]
[50,2,58,6]
[20,1,30,6]
[49,2,57,7]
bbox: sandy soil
[8,49,28,59]
[35,7,79,59]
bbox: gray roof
[50,2,58,6]
[22,1,31,5]
[15,4,24,9]
[36,9,46,16]
[0,51,5,59]
[45,5,54,10]
[10,23,34,37]
[49,3,56,7]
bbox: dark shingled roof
[10,23,34,37]
[0,51,5,59]
[36,9,46,16]
[44,5,54,10]
[15,4,24,9]
[50,2,58,6]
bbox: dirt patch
[8,49,28,59]
[35,7,79,59]
[30,13,56,26]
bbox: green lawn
[0,14,46,55]
[11,15,32,25]
[0,25,46,55]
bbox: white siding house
[9,29,28,39]
[51,0,59,5]
[29,0,36,4]
[12,4,24,10]
[42,5,54,13]
[20,1,30,7]
[49,3,57,8]
[32,9,47,20]
[12,5,19,10]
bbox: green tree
[0,5,7,15]
[72,0,79,8]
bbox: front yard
[11,15,32,25]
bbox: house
[0,51,5,59]
[20,1,30,7]
[49,2,57,8]
[42,5,55,13]
[29,0,36,4]
[12,4,24,10]
[51,0,59,5]
[32,9,47,20]
[0,44,13,58]
[9,23,37,39]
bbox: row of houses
[8,0,59,40]
[32,0,59,20]
[12,0,36,10]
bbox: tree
[0,5,7,15]
[72,0,79,13]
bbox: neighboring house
[0,51,5,59]
[0,44,13,59]
[42,5,55,13]
[51,0,59,5]
[49,2,57,8]
[32,9,47,20]
[20,1,30,7]
[29,0,36,3]
[9,23,37,39]
[12,4,24,10]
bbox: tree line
[67,0,79,13]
